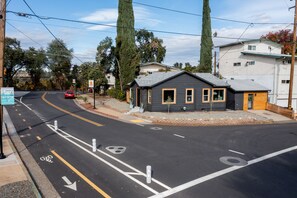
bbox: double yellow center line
[42,92,103,127]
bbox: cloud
[162,35,201,66]
[87,23,116,31]
[80,8,117,22]
[80,6,162,31]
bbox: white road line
[125,172,143,175]
[47,124,171,194]
[22,119,26,122]
[149,145,297,198]
[15,98,32,111]
[173,134,185,139]
[136,124,144,127]
[228,149,245,155]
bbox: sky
[6,0,295,66]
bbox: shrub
[107,88,126,101]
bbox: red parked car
[64,90,75,99]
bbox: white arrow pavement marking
[62,176,77,191]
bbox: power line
[7,10,258,41]
[218,23,254,63]
[7,21,44,47]
[21,0,84,63]
[131,1,292,25]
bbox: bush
[107,88,126,101]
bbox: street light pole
[0,0,6,159]
[288,0,297,110]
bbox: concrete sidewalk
[0,108,60,198]
[76,94,296,126]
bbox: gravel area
[0,181,36,198]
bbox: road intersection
[5,91,297,197]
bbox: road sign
[88,80,94,88]
[72,79,76,84]
[1,87,14,105]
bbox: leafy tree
[78,62,107,92]
[4,37,26,86]
[24,47,47,90]
[116,0,140,91]
[96,37,115,73]
[199,0,213,73]
[183,62,196,72]
[173,62,183,69]
[135,29,166,63]
[47,39,73,90]
[262,29,294,54]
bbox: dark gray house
[226,79,270,110]
[129,71,229,112]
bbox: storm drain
[106,146,126,154]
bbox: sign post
[88,80,95,109]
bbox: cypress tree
[199,0,213,73]
[116,0,139,91]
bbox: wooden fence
[266,103,296,119]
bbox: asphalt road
[6,91,297,198]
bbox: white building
[218,39,297,109]
[139,62,180,74]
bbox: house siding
[227,90,244,110]
[148,73,226,112]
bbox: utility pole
[213,51,217,76]
[288,0,297,110]
[0,0,6,159]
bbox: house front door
[248,94,253,110]
[136,88,141,107]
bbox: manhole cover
[219,156,248,166]
[106,146,126,154]
[150,127,162,130]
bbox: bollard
[146,165,152,184]
[92,139,96,152]
[54,120,58,130]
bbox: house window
[248,45,256,50]
[185,89,194,104]
[212,88,225,102]
[233,62,241,66]
[281,80,290,84]
[129,88,134,101]
[162,88,176,104]
[148,89,152,104]
[202,88,210,103]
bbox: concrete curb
[3,107,60,198]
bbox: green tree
[4,37,26,86]
[24,47,47,90]
[135,29,166,63]
[78,62,107,92]
[96,37,115,73]
[183,62,196,73]
[116,0,140,91]
[173,62,183,69]
[47,39,73,90]
[199,0,213,73]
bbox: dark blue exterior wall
[226,90,244,110]
[131,73,227,112]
